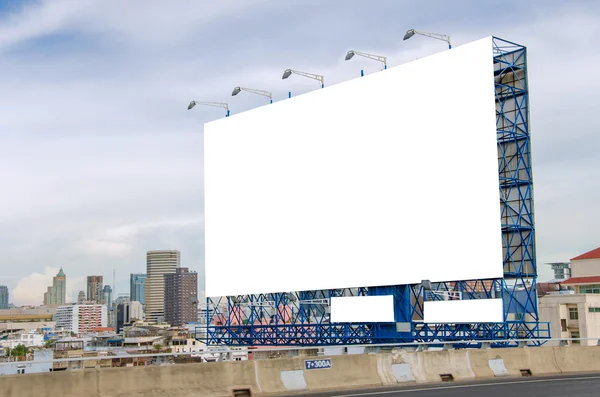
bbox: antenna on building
[113,269,116,305]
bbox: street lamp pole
[187,101,230,117]
[403,29,452,49]
[282,69,325,88]
[345,50,387,74]
[231,87,273,104]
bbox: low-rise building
[0,307,56,332]
[0,330,45,350]
[166,328,203,354]
[0,349,53,375]
[539,246,600,346]
[540,293,600,346]
[52,338,86,371]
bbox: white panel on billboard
[330,295,394,323]
[204,37,501,298]
[423,299,504,323]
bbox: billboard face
[204,36,501,298]
[330,295,395,323]
[423,298,504,323]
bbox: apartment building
[55,304,107,335]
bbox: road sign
[304,359,332,370]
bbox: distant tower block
[145,250,180,323]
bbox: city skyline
[2,1,600,306]
[0,249,191,307]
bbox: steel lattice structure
[198,37,550,347]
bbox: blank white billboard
[204,36,502,298]
[330,295,395,323]
[423,299,504,323]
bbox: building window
[560,319,567,332]
[589,308,600,313]
[569,308,579,320]
[579,285,600,294]
[572,331,580,344]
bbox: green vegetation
[8,344,30,357]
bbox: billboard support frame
[200,37,549,347]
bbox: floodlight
[187,100,230,117]
[403,29,416,41]
[403,28,452,49]
[230,87,272,103]
[281,69,324,88]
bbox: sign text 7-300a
[304,359,332,370]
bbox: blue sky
[0,0,599,305]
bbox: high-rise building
[77,290,86,304]
[130,273,146,304]
[103,285,113,310]
[87,276,104,304]
[43,268,67,306]
[116,301,144,333]
[164,267,198,326]
[546,262,571,280]
[145,250,180,323]
[55,304,107,334]
[0,285,8,309]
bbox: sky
[0,0,599,306]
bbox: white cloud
[74,239,134,257]
[11,267,84,306]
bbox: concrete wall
[571,258,600,278]
[2,346,600,396]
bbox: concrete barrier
[466,349,496,378]
[303,354,383,391]
[393,349,474,383]
[0,361,261,397]
[553,346,600,373]
[3,346,600,396]
[469,347,562,377]
[254,356,302,394]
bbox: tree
[153,343,163,351]
[44,340,54,349]
[10,344,29,357]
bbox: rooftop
[561,276,600,285]
[571,247,600,261]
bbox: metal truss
[201,37,549,346]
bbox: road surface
[282,373,600,397]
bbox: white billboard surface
[423,299,504,323]
[204,36,501,298]
[330,295,395,323]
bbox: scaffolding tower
[199,37,550,347]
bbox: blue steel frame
[199,37,549,347]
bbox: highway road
[283,373,600,397]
